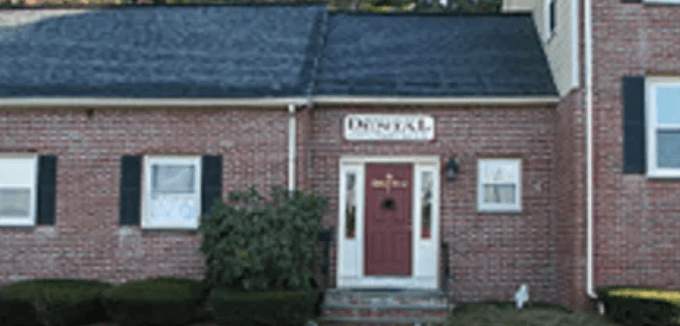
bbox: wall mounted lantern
[445,158,459,181]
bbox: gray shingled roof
[315,12,558,97]
[0,6,557,98]
[0,5,326,98]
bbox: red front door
[364,164,412,276]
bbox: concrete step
[323,303,453,310]
[322,308,449,319]
[324,289,449,306]
[318,316,448,325]
[325,289,448,298]
[321,289,451,325]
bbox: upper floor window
[544,0,556,41]
[646,78,680,178]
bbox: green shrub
[209,287,318,326]
[199,186,328,291]
[0,278,111,326]
[102,277,207,326]
[598,285,680,326]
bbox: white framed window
[0,154,38,226]
[646,78,680,178]
[477,159,522,213]
[142,155,202,229]
[544,0,556,42]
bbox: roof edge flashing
[0,97,310,107]
[312,95,560,105]
[0,96,559,107]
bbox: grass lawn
[447,303,619,326]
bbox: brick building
[0,0,678,316]
[505,0,680,309]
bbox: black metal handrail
[318,227,333,289]
[441,241,450,292]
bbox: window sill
[477,208,522,214]
[646,171,680,180]
[140,224,199,231]
[0,219,35,227]
[544,31,556,46]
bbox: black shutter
[621,0,642,3]
[119,156,141,225]
[37,155,57,225]
[622,76,646,173]
[201,156,222,216]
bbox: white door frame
[337,156,440,289]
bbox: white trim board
[0,96,560,107]
[314,96,560,105]
[337,155,440,289]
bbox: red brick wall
[309,104,560,303]
[553,88,589,309]
[592,1,680,290]
[0,107,290,284]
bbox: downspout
[288,103,297,194]
[585,0,597,299]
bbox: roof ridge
[304,9,329,99]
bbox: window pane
[484,164,516,183]
[657,131,680,168]
[150,197,198,224]
[656,86,680,124]
[345,173,356,238]
[421,171,433,239]
[0,157,35,186]
[0,188,31,217]
[152,165,195,194]
[483,184,515,204]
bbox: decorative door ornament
[370,173,408,194]
[381,198,396,210]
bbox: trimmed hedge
[598,285,680,326]
[0,279,111,326]
[210,287,318,326]
[103,277,208,326]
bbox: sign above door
[344,114,435,141]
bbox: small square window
[142,156,201,229]
[0,155,38,226]
[477,159,522,213]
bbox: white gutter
[312,96,560,105]
[288,104,297,193]
[0,97,309,107]
[585,0,596,299]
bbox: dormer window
[545,0,556,41]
